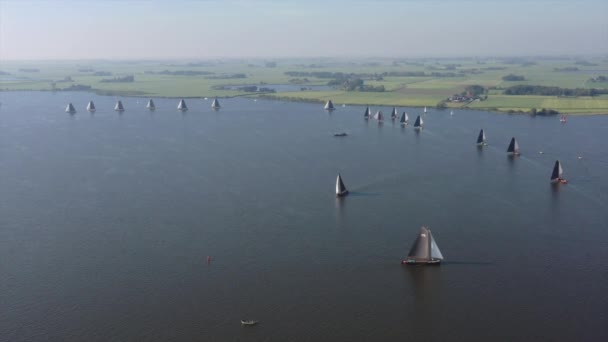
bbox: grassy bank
[1,57,607,114]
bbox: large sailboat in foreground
[551,160,567,184]
[335,173,349,197]
[507,137,520,156]
[402,226,443,265]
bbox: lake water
[1,92,607,341]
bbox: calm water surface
[1,92,607,341]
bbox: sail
[374,111,383,121]
[477,129,485,144]
[86,101,95,111]
[429,231,444,260]
[408,227,431,260]
[414,115,422,127]
[405,113,409,121]
[324,100,334,110]
[177,99,188,110]
[391,107,398,119]
[551,160,563,180]
[507,137,518,153]
[399,112,406,123]
[146,99,155,109]
[424,106,427,113]
[211,97,221,108]
[65,103,76,113]
[115,100,124,111]
[364,107,370,119]
[336,174,348,195]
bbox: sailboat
[450,110,454,116]
[114,100,125,112]
[211,97,221,109]
[374,110,383,121]
[391,107,398,120]
[476,129,487,146]
[65,103,76,114]
[507,137,520,156]
[550,160,567,184]
[146,99,156,110]
[402,226,443,265]
[364,106,370,120]
[399,112,409,125]
[424,106,427,114]
[560,115,567,123]
[86,101,96,113]
[413,115,423,130]
[335,173,349,197]
[324,100,335,111]
[177,99,188,111]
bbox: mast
[146,99,156,110]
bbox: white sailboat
[146,99,156,110]
[211,97,221,109]
[476,129,487,146]
[391,107,398,120]
[507,137,520,156]
[335,173,349,197]
[402,226,443,265]
[550,160,567,184]
[86,101,96,113]
[424,106,427,114]
[374,110,384,121]
[177,99,188,111]
[399,112,409,125]
[114,100,125,112]
[364,106,370,120]
[324,100,335,111]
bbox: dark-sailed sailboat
[211,97,221,109]
[335,173,349,197]
[146,99,156,110]
[364,107,370,120]
[391,107,398,120]
[413,115,423,130]
[476,129,487,146]
[86,101,96,113]
[400,112,409,125]
[65,103,76,114]
[550,160,567,184]
[402,226,443,265]
[507,137,520,155]
[374,110,384,121]
[324,100,335,111]
[177,99,188,111]
[114,100,125,112]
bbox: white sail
[177,99,187,111]
[86,101,95,112]
[430,233,444,260]
[405,113,409,121]
[146,99,156,109]
[424,106,427,113]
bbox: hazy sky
[1,0,606,60]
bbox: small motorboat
[241,320,259,326]
[333,132,348,137]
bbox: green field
[1,57,607,114]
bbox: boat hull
[401,259,441,265]
[336,190,349,197]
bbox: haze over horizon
[1,0,607,60]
